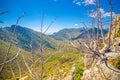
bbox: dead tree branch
[21,53,35,79]
[0,12,25,73]
[0,11,8,15]
[0,48,21,66]
[43,16,58,34]
[16,58,22,79]
[9,62,16,80]
[107,0,113,49]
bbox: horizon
[1,24,109,35]
[0,0,120,34]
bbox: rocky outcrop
[82,52,120,80]
[82,14,120,80]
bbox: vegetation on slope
[0,40,32,79]
[0,25,56,51]
[0,40,84,80]
[50,28,108,41]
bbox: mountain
[0,25,108,50]
[50,28,108,41]
[0,25,55,51]
[49,28,84,41]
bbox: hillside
[0,39,84,80]
[0,25,108,51]
[50,28,108,41]
[0,25,56,51]
[50,28,83,40]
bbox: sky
[0,0,120,34]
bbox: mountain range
[50,27,108,40]
[0,25,108,51]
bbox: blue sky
[0,0,120,34]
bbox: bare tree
[0,12,24,74]
[70,0,120,76]
[16,58,22,79]
[21,53,35,79]
[107,0,113,49]
[39,13,44,80]
[39,13,57,80]
[9,62,16,80]
[96,0,107,49]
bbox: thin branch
[9,63,16,80]
[107,0,113,49]
[0,12,25,73]
[104,58,120,73]
[0,11,8,15]
[21,53,35,79]
[69,41,80,51]
[16,59,22,79]
[43,17,58,34]
[0,48,21,66]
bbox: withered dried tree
[39,13,57,80]
[70,0,120,77]
[0,12,24,77]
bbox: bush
[74,66,84,80]
[116,29,120,37]
[114,57,120,69]
[109,56,120,69]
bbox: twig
[9,63,16,80]
[21,53,35,79]
[0,11,8,15]
[43,17,58,34]
[16,58,22,79]
[0,12,25,73]
[104,58,120,73]
[0,48,21,65]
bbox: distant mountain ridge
[49,28,84,40]
[0,25,108,50]
[50,27,108,40]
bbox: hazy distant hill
[49,28,84,41]
[0,25,55,51]
[50,28,108,40]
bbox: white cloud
[100,8,105,14]
[73,0,95,6]
[73,0,81,6]
[99,8,116,17]
[103,12,116,17]
[88,8,116,18]
[74,24,78,26]
[83,0,95,6]
[89,10,97,18]
[76,2,81,5]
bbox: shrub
[116,29,120,37]
[74,66,84,80]
[109,56,120,69]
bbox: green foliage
[0,40,33,79]
[74,65,84,80]
[116,29,120,37]
[109,56,120,69]
[75,66,84,75]
[0,38,84,79]
[99,43,104,49]
[113,56,120,69]
[0,25,56,51]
